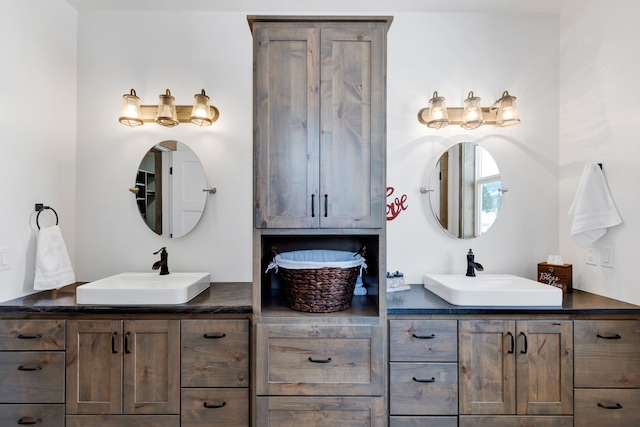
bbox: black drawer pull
[17,365,43,371]
[308,357,332,363]
[17,417,43,425]
[412,333,435,340]
[204,401,227,409]
[17,333,42,340]
[520,331,528,354]
[203,333,227,339]
[311,194,315,218]
[597,333,622,340]
[412,377,436,383]
[111,331,119,354]
[598,402,623,410]
[124,331,132,354]
[507,331,515,354]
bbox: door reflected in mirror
[429,142,504,239]
[134,140,207,238]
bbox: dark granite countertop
[388,284,640,315]
[0,282,252,315]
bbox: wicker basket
[268,248,366,313]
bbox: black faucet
[152,247,170,275]
[466,249,484,277]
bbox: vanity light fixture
[118,88,220,128]
[424,91,449,129]
[418,90,520,129]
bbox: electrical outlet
[0,247,10,271]
[600,247,614,268]
[586,247,597,265]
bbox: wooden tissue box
[537,262,573,293]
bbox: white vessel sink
[76,272,210,305]
[423,274,563,307]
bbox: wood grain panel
[389,363,457,415]
[389,319,457,362]
[0,320,65,351]
[0,352,64,403]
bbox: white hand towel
[34,225,76,290]
[568,163,622,247]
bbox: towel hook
[35,203,59,230]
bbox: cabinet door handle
[17,333,42,340]
[124,331,132,354]
[203,401,227,409]
[507,332,515,354]
[324,194,328,217]
[520,331,528,354]
[308,357,332,363]
[412,333,435,340]
[17,417,43,425]
[203,333,227,339]
[597,333,622,340]
[111,331,119,354]
[598,402,623,410]
[17,365,42,371]
[311,194,315,218]
[412,377,436,383]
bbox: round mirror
[428,142,504,239]
[134,140,207,238]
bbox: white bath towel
[34,225,76,290]
[568,163,622,247]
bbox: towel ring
[36,206,59,230]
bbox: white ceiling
[64,0,568,14]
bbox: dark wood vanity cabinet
[0,320,66,427]
[65,319,181,426]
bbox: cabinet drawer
[0,320,65,351]
[0,352,64,403]
[181,388,249,427]
[574,320,640,387]
[574,388,640,427]
[66,415,180,427]
[181,320,249,387]
[390,417,457,427]
[256,324,384,396]
[0,404,64,427]
[389,320,457,362]
[256,396,385,427]
[389,363,457,415]
[459,416,573,427]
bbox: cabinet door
[319,24,385,228]
[66,320,122,415]
[516,321,573,415]
[459,320,516,415]
[253,24,320,228]
[123,320,180,415]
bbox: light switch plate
[0,247,10,271]
[600,247,614,268]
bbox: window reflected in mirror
[429,142,504,239]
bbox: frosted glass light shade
[495,91,520,127]
[155,89,179,127]
[426,91,449,129]
[190,89,213,126]
[461,91,484,129]
[118,89,143,127]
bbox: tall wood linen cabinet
[249,16,392,427]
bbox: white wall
[72,10,559,286]
[559,0,640,304]
[0,1,77,302]
[12,1,640,307]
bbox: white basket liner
[266,249,366,273]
